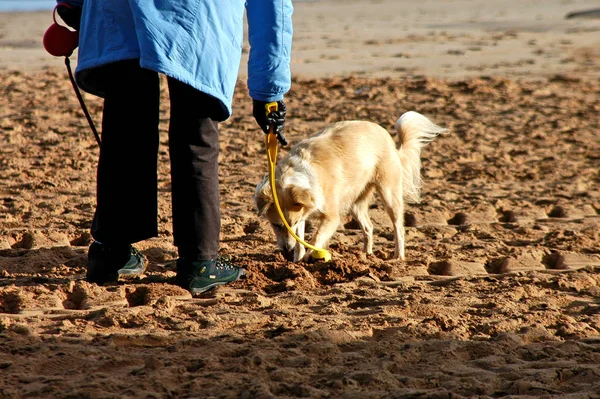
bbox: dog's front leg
[293,220,306,261]
[302,216,340,261]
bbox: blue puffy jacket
[57,0,293,119]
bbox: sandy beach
[1,1,600,398]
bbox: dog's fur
[255,111,447,262]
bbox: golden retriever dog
[255,111,447,262]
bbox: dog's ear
[289,186,313,212]
[254,178,273,216]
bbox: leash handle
[53,2,71,25]
[264,101,287,146]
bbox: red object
[43,4,79,57]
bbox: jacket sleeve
[246,0,293,102]
[56,0,84,7]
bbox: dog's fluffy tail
[395,111,448,203]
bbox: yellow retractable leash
[264,102,332,262]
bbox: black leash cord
[65,56,101,146]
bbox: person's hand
[253,100,287,135]
[56,3,82,31]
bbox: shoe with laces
[86,241,147,284]
[176,256,245,294]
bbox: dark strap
[65,57,101,146]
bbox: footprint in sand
[428,260,488,276]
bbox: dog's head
[255,174,314,260]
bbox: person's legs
[92,60,160,244]
[167,78,221,260]
[167,78,244,293]
[87,60,160,283]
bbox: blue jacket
[57,0,293,119]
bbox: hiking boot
[86,241,147,284]
[176,257,245,295]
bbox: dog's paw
[294,245,306,262]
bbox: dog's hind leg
[350,201,374,255]
[377,185,405,260]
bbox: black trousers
[91,60,221,261]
